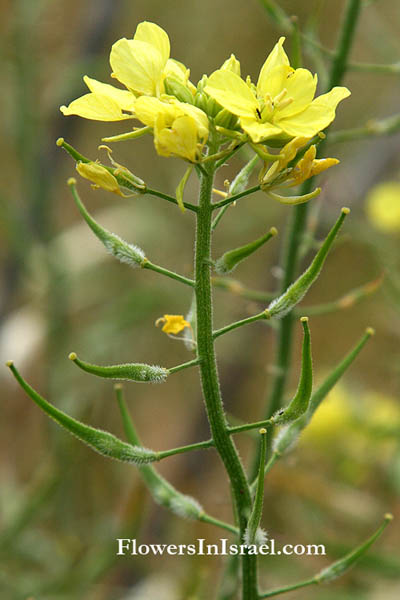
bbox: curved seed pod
[163,77,194,104]
[268,208,350,318]
[68,179,147,268]
[115,385,204,520]
[273,317,312,425]
[245,429,268,546]
[215,227,277,275]
[6,363,158,465]
[69,353,169,383]
[315,514,393,583]
[273,327,374,456]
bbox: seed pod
[268,208,350,318]
[215,227,277,275]
[246,429,267,545]
[68,179,146,268]
[164,77,194,104]
[6,362,158,465]
[273,317,312,425]
[272,327,374,456]
[69,353,169,383]
[315,514,393,583]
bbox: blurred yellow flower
[156,315,191,335]
[366,181,400,232]
[60,22,192,121]
[205,37,350,143]
[135,97,209,161]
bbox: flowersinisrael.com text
[116,538,326,557]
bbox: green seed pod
[245,429,267,545]
[273,317,312,425]
[68,179,146,268]
[6,362,159,465]
[163,77,194,104]
[315,514,393,583]
[215,227,277,275]
[69,353,169,383]
[272,327,374,456]
[268,208,350,318]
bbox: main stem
[195,153,258,599]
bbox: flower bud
[164,77,194,104]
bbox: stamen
[276,97,294,111]
[273,89,288,104]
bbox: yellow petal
[60,93,131,121]
[76,162,122,194]
[173,100,209,141]
[257,37,290,96]
[134,96,180,127]
[155,114,201,162]
[110,38,165,96]
[164,59,189,83]
[83,76,136,112]
[205,70,258,118]
[157,314,190,335]
[134,21,170,67]
[240,117,282,143]
[276,69,317,118]
[276,86,350,137]
[310,157,339,177]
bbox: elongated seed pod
[68,180,147,268]
[273,327,374,456]
[6,362,158,465]
[215,227,277,275]
[69,353,169,383]
[273,317,312,425]
[268,208,350,318]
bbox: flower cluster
[61,21,349,189]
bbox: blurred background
[1,0,400,598]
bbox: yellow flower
[134,97,209,161]
[60,22,193,121]
[156,315,191,335]
[260,138,338,195]
[76,162,124,195]
[205,37,350,143]
[366,181,400,232]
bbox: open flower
[134,97,209,161]
[205,37,350,143]
[60,22,193,121]
[156,315,191,335]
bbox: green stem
[195,147,258,599]
[228,420,273,435]
[143,261,195,287]
[213,311,270,339]
[213,185,261,210]
[169,358,200,374]
[146,187,198,212]
[259,578,318,598]
[200,514,239,536]
[158,438,214,459]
